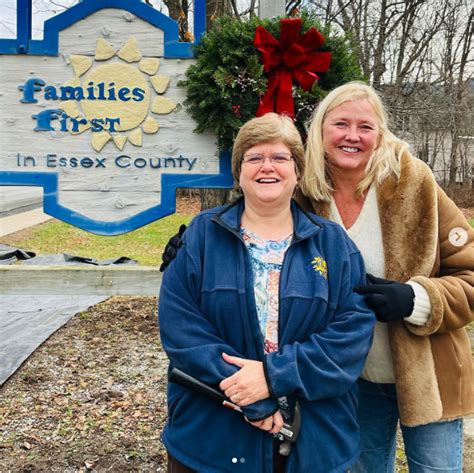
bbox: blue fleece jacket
[158,198,375,473]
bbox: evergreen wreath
[181,14,363,152]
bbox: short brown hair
[231,113,305,185]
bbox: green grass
[2,213,192,266]
[3,210,473,267]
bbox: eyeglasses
[241,153,293,165]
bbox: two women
[160,81,473,472]
[158,113,375,472]
[299,82,473,472]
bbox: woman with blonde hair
[298,81,473,472]
[160,82,473,471]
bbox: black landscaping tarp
[0,243,35,265]
[0,244,138,385]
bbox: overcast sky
[0,1,264,40]
[0,0,174,39]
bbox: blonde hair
[232,113,305,186]
[301,81,412,201]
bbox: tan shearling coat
[297,155,474,426]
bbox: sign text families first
[19,78,143,132]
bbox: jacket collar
[212,197,322,241]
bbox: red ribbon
[253,18,331,118]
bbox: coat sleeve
[406,186,474,336]
[158,224,279,421]
[264,241,375,400]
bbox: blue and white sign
[0,0,233,235]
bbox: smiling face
[322,99,379,176]
[239,141,298,209]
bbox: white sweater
[329,185,431,383]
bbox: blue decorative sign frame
[0,0,234,235]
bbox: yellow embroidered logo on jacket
[312,256,328,279]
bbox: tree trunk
[198,0,235,209]
[199,188,230,210]
[162,1,232,209]
[206,0,232,24]
[163,0,191,41]
[447,5,472,190]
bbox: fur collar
[298,155,445,425]
[300,155,439,280]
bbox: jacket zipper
[216,215,304,472]
[277,236,302,345]
[213,218,266,355]
[215,217,310,354]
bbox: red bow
[253,18,331,118]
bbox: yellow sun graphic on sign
[59,36,177,152]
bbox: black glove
[354,274,415,323]
[159,224,187,272]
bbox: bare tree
[442,3,473,189]
[304,0,473,201]
[305,0,446,87]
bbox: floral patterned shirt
[241,227,292,354]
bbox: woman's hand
[354,273,415,322]
[219,353,270,406]
[246,411,284,434]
